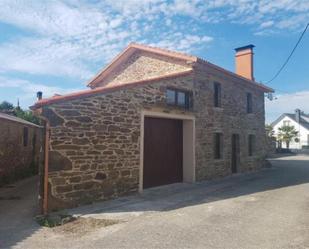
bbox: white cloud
[266,91,309,123]
[109,0,309,35]
[260,20,274,29]
[0,76,83,108]
[150,33,213,52]
[0,38,94,79]
[0,0,215,80]
[0,0,307,85]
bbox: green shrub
[36,214,75,228]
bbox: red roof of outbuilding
[31,70,194,109]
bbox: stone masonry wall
[95,51,191,88]
[0,119,42,186]
[194,64,267,180]
[43,75,194,211]
[43,62,268,211]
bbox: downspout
[41,116,50,215]
[33,108,50,215]
[32,91,50,215]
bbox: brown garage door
[143,117,183,189]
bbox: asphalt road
[1,155,308,249]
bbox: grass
[36,213,120,237]
[35,213,76,228]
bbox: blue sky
[0,0,308,123]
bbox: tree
[0,101,14,111]
[277,125,298,149]
[265,124,275,138]
[0,100,40,125]
[15,108,40,125]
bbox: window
[214,82,221,107]
[214,133,223,159]
[177,91,186,107]
[283,120,291,126]
[246,93,253,113]
[248,134,255,156]
[166,89,176,105]
[23,127,28,147]
[166,88,191,109]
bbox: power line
[266,23,309,84]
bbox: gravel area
[52,217,120,237]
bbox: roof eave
[87,43,197,88]
[196,58,274,93]
[31,69,194,109]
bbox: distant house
[31,43,273,212]
[272,109,309,149]
[0,112,42,186]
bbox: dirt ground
[52,217,120,237]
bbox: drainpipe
[32,108,50,215]
[33,91,50,215]
[42,117,50,215]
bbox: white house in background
[272,109,309,149]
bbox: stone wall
[193,64,267,180]
[95,51,191,88]
[0,119,42,186]
[42,63,268,211]
[43,75,194,211]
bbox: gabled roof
[0,112,41,128]
[87,43,197,88]
[271,113,309,130]
[31,42,274,109]
[87,43,274,93]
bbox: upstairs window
[214,82,221,107]
[23,127,28,147]
[214,133,223,159]
[166,89,176,105]
[248,134,256,156]
[246,93,253,113]
[166,88,191,109]
[283,120,291,126]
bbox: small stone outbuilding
[31,43,273,212]
[0,112,42,186]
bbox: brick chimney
[235,44,255,81]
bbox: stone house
[0,112,42,186]
[31,43,273,212]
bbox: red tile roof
[87,42,197,88]
[31,42,274,109]
[31,69,194,109]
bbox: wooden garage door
[143,117,183,189]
